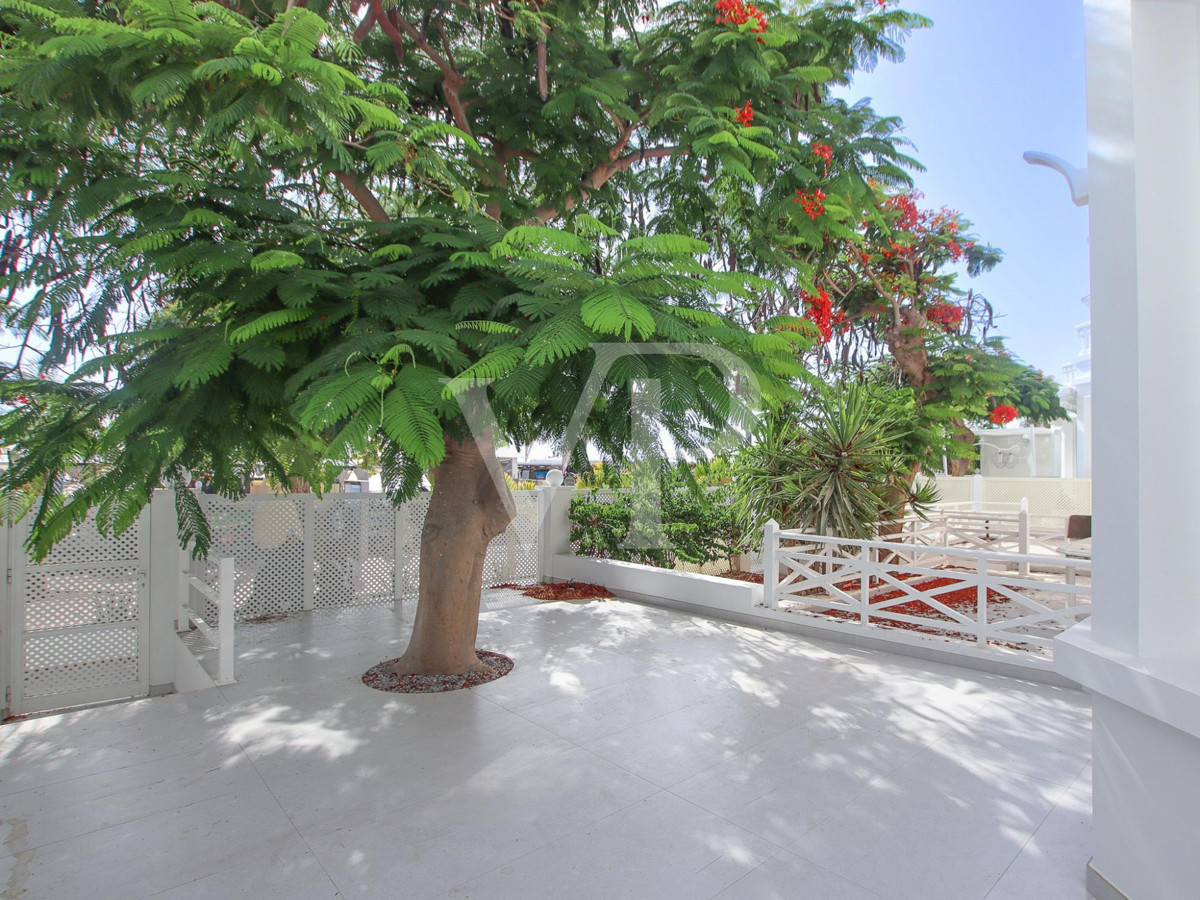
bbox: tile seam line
[0,720,241,799]
[980,756,1093,900]
[172,706,347,899]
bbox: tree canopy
[0,0,941,554]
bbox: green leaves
[229,309,309,343]
[381,367,443,468]
[250,250,305,272]
[581,285,656,340]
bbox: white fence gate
[1,489,545,715]
[4,511,151,716]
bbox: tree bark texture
[389,435,515,675]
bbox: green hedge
[568,469,744,571]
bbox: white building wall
[1056,2,1200,898]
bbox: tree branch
[334,171,391,223]
[531,145,681,224]
[370,1,473,137]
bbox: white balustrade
[763,525,1091,654]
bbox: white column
[1129,0,1200,656]
[1056,4,1200,899]
[1084,0,1141,654]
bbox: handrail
[177,557,236,685]
[775,529,1091,569]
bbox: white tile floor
[0,597,1092,900]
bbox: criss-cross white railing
[762,524,1091,653]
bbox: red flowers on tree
[811,141,833,166]
[926,301,964,332]
[794,187,826,220]
[715,0,768,35]
[801,287,849,344]
[736,101,754,127]
[989,405,1018,426]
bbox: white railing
[892,507,1076,572]
[763,522,1091,654]
[178,557,236,685]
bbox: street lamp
[1022,151,1089,207]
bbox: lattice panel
[312,495,396,608]
[395,495,428,600]
[37,516,141,566]
[983,478,1092,517]
[928,476,973,505]
[23,566,142,632]
[22,627,140,698]
[483,491,540,584]
[191,489,544,616]
[200,495,307,621]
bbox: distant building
[1059,295,1092,478]
[973,295,1091,479]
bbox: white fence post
[976,556,988,646]
[147,489,183,696]
[763,519,779,610]
[536,484,553,582]
[537,484,573,583]
[860,545,872,624]
[0,510,9,718]
[1018,507,1030,576]
[217,557,235,684]
[973,473,984,511]
[302,493,315,611]
[177,567,190,633]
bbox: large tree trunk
[946,419,977,476]
[389,434,515,676]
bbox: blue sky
[843,0,1090,378]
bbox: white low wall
[554,554,1077,688]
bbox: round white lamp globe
[544,469,565,488]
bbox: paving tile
[0,599,1093,900]
[0,783,304,898]
[517,666,716,744]
[670,716,937,846]
[985,785,1091,900]
[0,706,234,796]
[264,709,576,832]
[713,850,888,900]
[579,684,812,788]
[149,849,341,899]
[306,746,659,899]
[0,743,258,856]
[442,790,779,900]
[788,748,1071,900]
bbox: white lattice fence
[199,494,307,621]
[927,476,973,505]
[197,490,541,621]
[313,495,397,608]
[929,476,1091,517]
[6,511,149,715]
[983,478,1091,516]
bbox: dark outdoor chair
[1067,514,1092,540]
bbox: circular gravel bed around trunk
[361,650,514,694]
